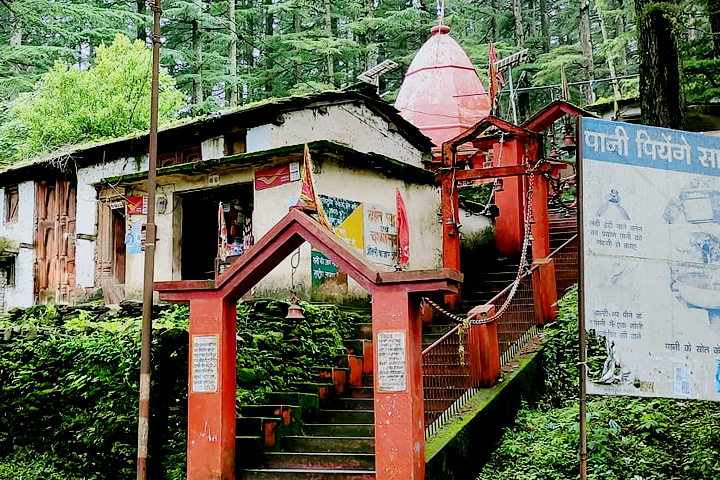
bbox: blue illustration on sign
[716,359,720,393]
[582,117,720,177]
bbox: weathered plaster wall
[118,161,440,301]
[121,169,254,299]
[252,161,441,299]
[246,104,426,168]
[0,181,36,308]
[76,156,147,289]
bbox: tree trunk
[325,0,334,85]
[512,0,523,46]
[616,0,628,71]
[579,0,595,104]
[264,0,273,92]
[595,0,621,99]
[635,0,685,128]
[492,0,501,39]
[193,18,203,109]
[293,11,301,83]
[136,0,145,41]
[708,0,720,58]
[539,0,549,52]
[528,0,537,38]
[228,0,238,106]
[9,10,21,46]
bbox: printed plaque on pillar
[191,335,219,393]
[376,331,407,392]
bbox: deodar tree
[634,0,685,129]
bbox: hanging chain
[290,247,300,303]
[424,158,547,327]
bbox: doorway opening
[180,183,254,280]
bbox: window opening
[224,129,247,156]
[5,186,18,223]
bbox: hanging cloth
[218,201,228,262]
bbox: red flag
[488,42,505,85]
[488,42,505,113]
[297,144,333,230]
[396,188,409,267]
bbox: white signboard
[191,335,219,393]
[364,204,398,266]
[377,331,407,392]
[581,117,720,401]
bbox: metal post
[508,67,518,125]
[576,116,588,480]
[137,0,161,478]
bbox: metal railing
[421,233,579,439]
[421,324,472,437]
[552,234,578,297]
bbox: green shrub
[0,300,365,479]
[477,286,720,480]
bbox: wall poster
[581,117,720,401]
[311,195,363,288]
[364,204,398,266]
[376,331,407,392]
[191,335,219,393]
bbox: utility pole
[137,0,161,476]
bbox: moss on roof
[0,87,432,184]
[98,140,436,186]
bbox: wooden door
[35,180,76,304]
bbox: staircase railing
[421,323,469,438]
[421,233,579,438]
[552,234,578,297]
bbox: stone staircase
[549,209,578,249]
[237,314,376,480]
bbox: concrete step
[262,452,375,470]
[283,436,374,454]
[242,468,375,480]
[356,323,372,340]
[327,398,373,410]
[421,323,458,335]
[236,417,280,437]
[319,410,374,424]
[236,436,264,468]
[290,382,335,401]
[347,387,373,398]
[303,424,374,437]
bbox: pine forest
[1,0,720,162]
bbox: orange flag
[396,188,409,267]
[488,42,505,113]
[297,144,333,230]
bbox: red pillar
[440,171,461,310]
[372,290,424,480]
[187,296,237,480]
[530,173,558,323]
[493,140,525,256]
[467,304,500,387]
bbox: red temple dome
[394,25,491,147]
